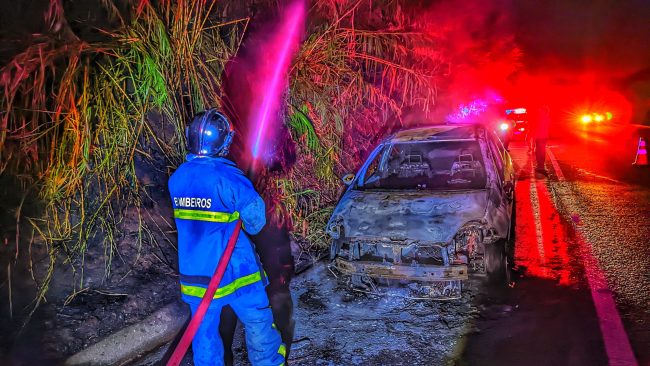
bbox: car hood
[332,189,489,244]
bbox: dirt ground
[0,207,180,365]
[0,154,185,365]
[288,263,482,366]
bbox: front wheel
[485,240,509,285]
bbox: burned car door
[481,132,516,281]
[328,143,385,259]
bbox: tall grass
[0,0,247,307]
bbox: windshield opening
[359,140,487,191]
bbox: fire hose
[166,220,242,366]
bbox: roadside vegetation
[1,0,245,314]
[0,0,506,318]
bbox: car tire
[485,240,508,285]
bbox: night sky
[514,0,650,76]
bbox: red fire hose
[166,220,242,366]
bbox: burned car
[326,124,515,299]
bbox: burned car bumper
[333,257,468,282]
[332,257,468,300]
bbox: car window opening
[360,140,487,191]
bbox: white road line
[546,152,638,366]
[576,169,628,185]
[528,174,547,267]
[546,148,565,181]
[547,146,627,185]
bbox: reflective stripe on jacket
[168,155,267,304]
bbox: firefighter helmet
[186,109,234,157]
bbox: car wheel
[485,240,508,285]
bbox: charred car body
[326,124,515,299]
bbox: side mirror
[341,173,355,186]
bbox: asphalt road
[460,123,650,366]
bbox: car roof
[389,124,485,143]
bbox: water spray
[250,1,306,170]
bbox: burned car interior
[361,140,488,191]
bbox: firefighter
[168,109,285,366]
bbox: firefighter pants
[188,290,285,366]
[221,287,295,366]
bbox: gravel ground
[287,263,483,366]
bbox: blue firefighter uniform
[169,154,285,366]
